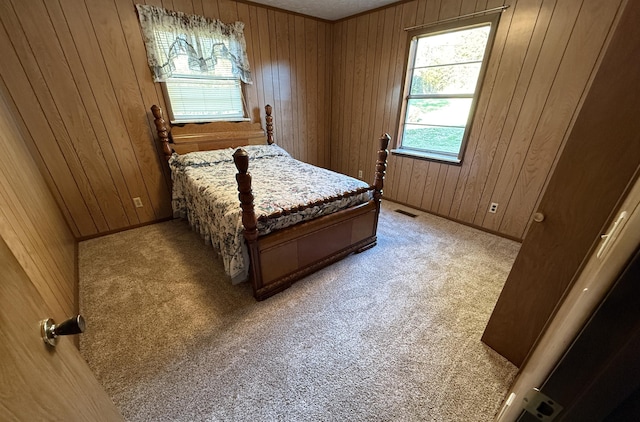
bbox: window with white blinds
[164,77,245,123]
[162,54,247,123]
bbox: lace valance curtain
[135,4,252,83]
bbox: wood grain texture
[0,80,76,322]
[330,0,623,240]
[0,0,627,242]
[0,0,332,238]
[482,0,640,366]
[0,236,123,421]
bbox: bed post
[265,105,274,145]
[233,148,262,298]
[151,105,173,160]
[373,133,390,202]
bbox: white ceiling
[247,0,402,21]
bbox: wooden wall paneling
[415,1,428,28]
[294,16,308,161]
[0,77,79,238]
[305,18,319,166]
[359,10,383,183]
[0,6,103,236]
[192,0,205,15]
[325,26,333,169]
[425,0,442,23]
[329,21,343,170]
[436,0,492,216]
[319,22,329,168]
[0,2,111,235]
[406,160,429,208]
[440,0,463,18]
[348,15,369,178]
[255,5,275,122]
[57,0,144,226]
[498,0,623,238]
[266,10,283,151]
[339,19,357,175]
[250,4,278,130]
[471,0,558,228]
[437,165,460,215]
[273,11,292,151]
[201,0,220,17]
[374,7,406,199]
[47,0,140,227]
[419,162,439,210]
[287,14,300,158]
[476,0,490,11]
[353,13,378,180]
[476,0,577,230]
[0,86,76,320]
[454,0,543,224]
[0,174,73,312]
[247,4,265,121]
[377,7,404,199]
[11,0,130,231]
[460,0,478,15]
[117,0,174,201]
[373,7,395,143]
[0,207,68,319]
[387,2,419,199]
[396,158,415,204]
[235,3,260,124]
[217,0,239,22]
[171,0,195,14]
[84,0,172,221]
[447,3,513,218]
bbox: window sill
[391,148,462,165]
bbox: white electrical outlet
[133,197,143,208]
[489,202,499,213]
[358,170,363,179]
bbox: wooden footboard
[234,134,390,300]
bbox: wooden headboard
[151,104,275,160]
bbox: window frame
[393,13,500,165]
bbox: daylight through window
[397,15,499,163]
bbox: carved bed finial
[151,105,173,160]
[265,104,274,144]
[373,133,390,201]
[233,149,257,237]
[233,148,261,297]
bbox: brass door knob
[533,212,545,223]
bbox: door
[518,247,640,421]
[482,0,640,366]
[0,236,123,421]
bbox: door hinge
[523,388,563,421]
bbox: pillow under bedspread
[169,144,372,283]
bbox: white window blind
[165,77,245,123]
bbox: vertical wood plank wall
[0,80,76,321]
[331,0,624,239]
[0,0,331,239]
[0,0,625,241]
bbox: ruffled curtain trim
[136,4,252,83]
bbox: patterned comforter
[169,144,373,283]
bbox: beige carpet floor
[79,200,520,421]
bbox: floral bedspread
[169,144,373,283]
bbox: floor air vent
[394,209,418,218]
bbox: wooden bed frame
[151,104,389,300]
